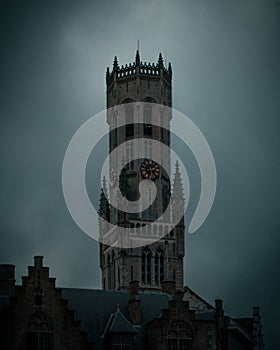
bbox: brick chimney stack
[128,280,141,325]
[215,299,227,350]
[0,264,15,296]
[252,306,264,349]
[215,299,224,315]
[34,256,44,268]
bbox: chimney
[34,256,44,268]
[162,280,176,295]
[215,298,224,314]
[128,280,141,325]
[252,306,261,343]
[253,306,260,318]
[0,264,15,296]
[215,299,226,350]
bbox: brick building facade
[0,256,264,349]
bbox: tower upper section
[106,51,172,108]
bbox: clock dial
[110,168,117,187]
[140,159,160,180]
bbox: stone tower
[99,51,185,291]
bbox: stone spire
[158,52,163,68]
[172,161,185,223]
[172,161,185,204]
[168,62,172,76]
[113,56,119,71]
[135,49,140,66]
[106,67,110,79]
[98,177,110,220]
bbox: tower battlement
[106,51,172,108]
[106,51,172,88]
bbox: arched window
[111,251,115,289]
[124,102,134,138]
[118,267,120,287]
[26,313,51,350]
[141,249,151,285]
[125,141,134,170]
[112,112,118,148]
[144,140,152,159]
[107,254,111,289]
[155,248,164,285]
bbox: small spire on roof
[158,52,163,68]
[172,160,185,205]
[102,176,108,197]
[135,50,140,65]
[113,56,119,70]
[168,62,172,76]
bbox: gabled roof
[61,288,170,349]
[103,306,137,335]
[183,286,214,311]
[234,317,254,335]
[227,317,255,345]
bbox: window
[155,249,164,284]
[35,287,43,307]
[144,140,152,159]
[143,104,152,137]
[26,331,50,350]
[107,254,111,289]
[125,103,134,138]
[126,142,134,170]
[141,249,151,284]
[160,126,164,142]
[112,113,118,147]
[128,202,138,220]
[111,335,132,350]
[168,338,191,350]
[111,251,115,289]
[118,267,120,286]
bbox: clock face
[110,168,117,187]
[140,159,160,180]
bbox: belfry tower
[99,51,185,292]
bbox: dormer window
[111,335,132,350]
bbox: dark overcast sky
[0,0,279,348]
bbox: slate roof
[195,311,216,321]
[61,288,170,349]
[234,317,254,335]
[227,317,255,345]
[183,286,214,311]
